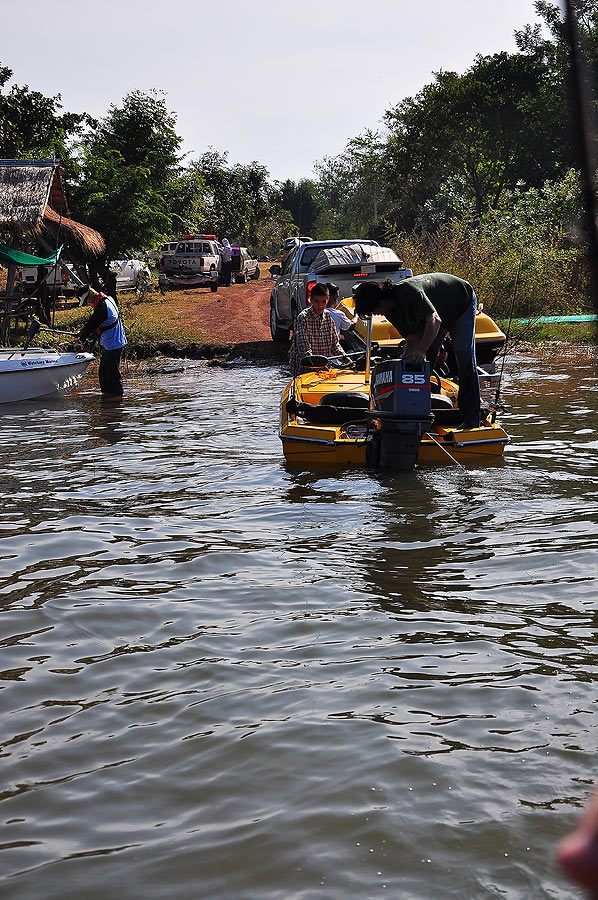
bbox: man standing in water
[353,273,481,429]
[76,285,127,396]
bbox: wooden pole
[563,0,598,312]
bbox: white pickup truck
[160,236,221,291]
[231,246,260,283]
[16,262,80,296]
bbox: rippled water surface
[1,352,597,899]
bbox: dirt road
[192,275,272,343]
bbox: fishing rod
[490,250,523,422]
[424,430,464,469]
[22,317,82,350]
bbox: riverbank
[45,271,598,361]
[52,271,290,361]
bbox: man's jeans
[428,292,481,427]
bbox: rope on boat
[424,431,465,469]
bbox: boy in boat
[353,273,481,428]
[325,282,358,339]
[75,285,127,396]
[288,283,350,374]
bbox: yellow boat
[280,360,510,469]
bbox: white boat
[0,347,94,404]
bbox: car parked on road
[268,239,412,342]
[278,235,312,266]
[16,262,80,296]
[109,259,152,291]
[231,246,260,283]
[159,236,221,291]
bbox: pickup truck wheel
[210,282,218,293]
[251,266,261,280]
[270,302,290,342]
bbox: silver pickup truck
[268,239,413,342]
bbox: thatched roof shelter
[0,159,105,259]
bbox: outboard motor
[369,358,434,470]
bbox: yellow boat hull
[280,369,510,469]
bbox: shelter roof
[0,159,105,258]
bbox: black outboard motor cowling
[370,359,434,470]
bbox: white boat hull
[0,348,94,404]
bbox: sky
[1,0,546,183]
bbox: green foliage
[383,49,568,226]
[0,62,89,161]
[182,150,299,255]
[506,319,597,345]
[189,150,271,246]
[314,131,386,238]
[271,179,319,236]
[252,205,296,257]
[168,166,209,236]
[313,0,597,237]
[482,169,583,247]
[393,172,590,320]
[417,176,477,230]
[70,91,182,259]
[308,2,596,318]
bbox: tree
[167,165,209,237]
[189,150,281,249]
[252,205,296,257]
[272,179,319,236]
[383,49,568,226]
[71,90,182,259]
[0,63,88,161]
[314,131,388,239]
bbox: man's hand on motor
[403,347,426,365]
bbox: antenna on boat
[365,315,372,384]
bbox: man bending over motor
[353,273,481,429]
[288,283,349,375]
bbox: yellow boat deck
[280,368,510,468]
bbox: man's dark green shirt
[384,273,474,337]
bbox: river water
[1,350,597,900]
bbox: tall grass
[394,223,590,319]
